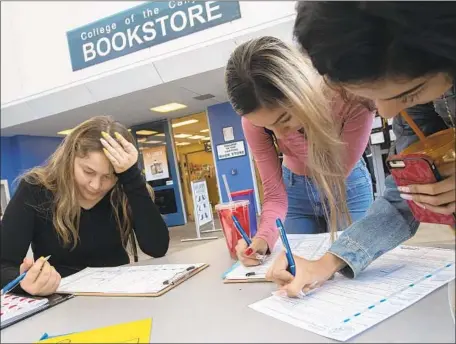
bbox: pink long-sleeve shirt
[243,97,374,250]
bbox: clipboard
[222,261,271,284]
[1,293,74,330]
[56,264,209,297]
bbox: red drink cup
[215,200,251,259]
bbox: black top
[0,165,169,289]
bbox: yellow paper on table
[37,318,152,343]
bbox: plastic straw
[222,174,233,203]
[400,110,427,145]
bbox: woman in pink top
[225,36,374,266]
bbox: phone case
[387,153,455,225]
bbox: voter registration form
[250,244,455,341]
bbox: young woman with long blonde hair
[1,116,169,296]
[224,36,374,266]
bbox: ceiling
[0,67,228,137]
[1,16,296,138]
[135,111,211,150]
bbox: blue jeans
[283,159,373,234]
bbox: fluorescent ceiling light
[136,130,158,136]
[188,135,205,140]
[172,119,198,128]
[137,138,147,143]
[57,129,73,136]
[200,129,209,133]
[150,103,187,113]
[155,133,165,137]
[201,137,211,141]
[145,140,162,144]
[174,133,192,138]
[176,142,191,146]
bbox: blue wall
[1,137,16,192]
[1,135,62,193]
[207,102,258,211]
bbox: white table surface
[1,239,455,343]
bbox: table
[2,239,455,343]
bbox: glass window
[133,121,173,188]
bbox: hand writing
[19,257,61,296]
[235,237,268,266]
[266,252,344,297]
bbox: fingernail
[40,256,45,260]
[415,201,426,209]
[114,132,121,139]
[245,248,254,256]
[398,186,410,193]
[400,193,412,200]
[103,148,109,155]
[101,131,109,138]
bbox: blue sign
[66,1,241,71]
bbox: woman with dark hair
[267,2,455,298]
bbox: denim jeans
[283,159,373,234]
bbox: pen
[163,266,195,285]
[276,218,296,276]
[231,215,252,246]
[0,255,51,295]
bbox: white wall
[1,1,296,106]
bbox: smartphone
[387,153,455,225]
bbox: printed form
[249,241,455,341]
[57,264,206,294]
[225,232,333,281]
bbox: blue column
[207,102,258,213]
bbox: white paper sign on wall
[216,140,246,160]
[222,126,234,142]
[191,180,212,226]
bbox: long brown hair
[22,116,154,252]
[225,36,359,238]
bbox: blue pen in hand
[231,215,252,246]
[0,255,51,295]
[276,218,296,276]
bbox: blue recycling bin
[230,189,258,237]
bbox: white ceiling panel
[154,39,237,83]
[85,63,163,101]
[25,85,95,124]
[0,102,36,128]
[1,67,230,137]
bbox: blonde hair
[225,36,363,238]
[21,116,154,254]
